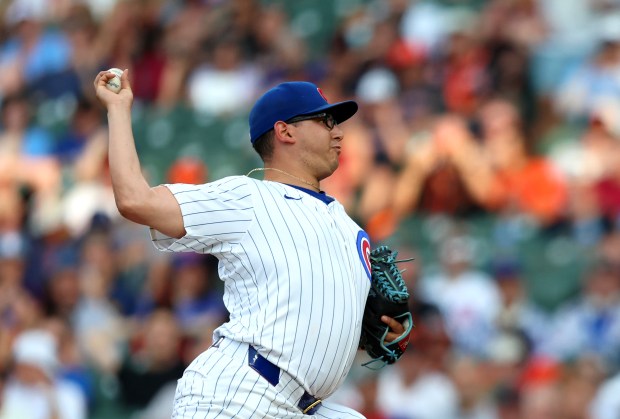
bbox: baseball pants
[172,337,366,418]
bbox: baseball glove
[359,245,413,368]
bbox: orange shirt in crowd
[495,158,568,224]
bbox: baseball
[105,68,123,93]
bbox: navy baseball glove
[359,246,413,368]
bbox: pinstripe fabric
[172,339,365,418]
[151,176,370,416]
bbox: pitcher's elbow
[115,197,143,224]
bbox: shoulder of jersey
[210,175,252,187]
[196,175,254,195]
[241,175,279,190]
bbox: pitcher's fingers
[94,71,105,88]
[381,315,405,334]
[120,69,131,89]
[95,71,115,87]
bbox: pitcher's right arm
[93,69,185,239]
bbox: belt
[248,345,322,415]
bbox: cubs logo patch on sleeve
[356,230,372,281]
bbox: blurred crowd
[1,0,620,418]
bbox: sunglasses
[286,113,338,130]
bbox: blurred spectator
[418,235,502,357]
[490,257,552,353]
[0,0,72,99]
[531,0,600,96]
[109,219,165,317]
[408,295,452,373]
[167,157,208,185]
[377,354,458,418]
[481,0,548,50]
[327,8,374,87]
[170,253,227,334]
[116,309,184,415]
[553,13,620,134]
[61,3,105,82]
[375,332,459,419]
[558,356,605,419]
[393,114,498,219]
[0,93,54,158]
[0,281,44,373]
[517,356,563,419]
[593,141,620,228]
[150,0,213,108]
[551,112,619,186]
[440,22,490,117]
[541,258,620,370]
[54,98,105,169]
[355,375,387,419]
[187,37,261,115]
[80,0,118,22]
[0,92,59,188]
[482,22,537,123]
[249,5,308,84]
[55,98,118,238]
[479,98,568,226]
[494,385,520,419]
[180,319,219,368]
[589,370,620,419]
[72,231,126,373]
[0,328,86,419]
[390,41,438,124]
[130,256,173,321]
[44,258,80,320]
[597,231,620,265]
[94,1,145,79]
[400,1,450,54]
[352,67,409,234]
[485,329,531,408]
[0,92,62,236]
[0,231,26,293]
[519,381,562,419]
[449,355,497,419]
[42,316,94,408]
[550,115,619,244]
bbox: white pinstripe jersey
[150,175,372,399]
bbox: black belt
[248,345,322,415]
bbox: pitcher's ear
[274,121,295,144]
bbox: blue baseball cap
[249,81,358,144]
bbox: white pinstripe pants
[172,338,365,418]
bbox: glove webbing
[369,246,413,303]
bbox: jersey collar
[287,184,335,205]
